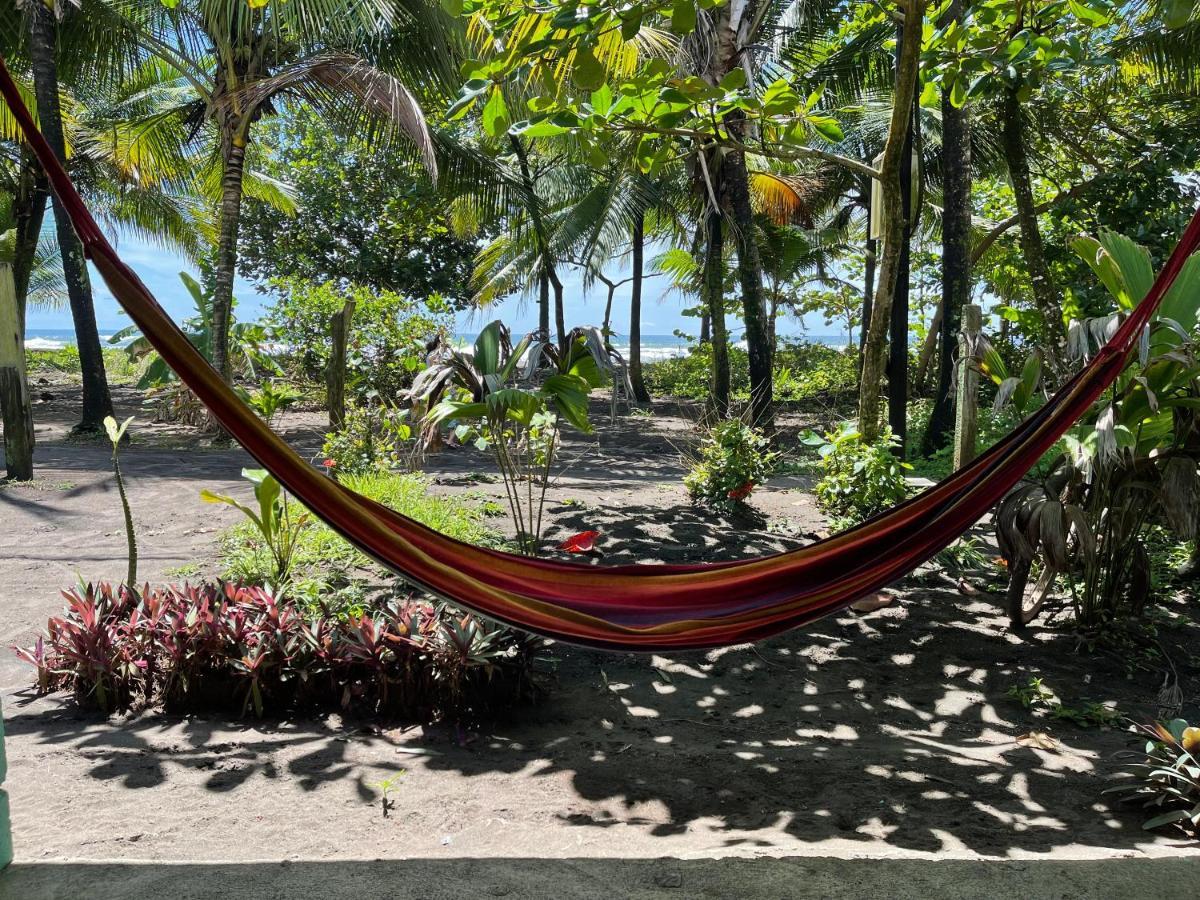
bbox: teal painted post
[0,693,11,868]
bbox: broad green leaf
[671,0,697,34]
[1163,0,1196,28]
[481,87,510,138]
[719,68,747,91]
[808,115,843,142]
[1099,231,1155,303]
[572,47,606,91]
[474,321,503,375]
[1158,252,1200,335]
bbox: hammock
[4,59,1200,652]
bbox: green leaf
[572,46,606,91]
[719,68,747,91]
[440,0,463,15]
[1099,231,1155,303]
[473,321,503,376]
[482,87,510,138]
[671,0,697,34]
[620,11,642,39]
[808,115,843,143]
[1163,0,1196,28]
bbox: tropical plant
[103,415,137,589]
[805,423,911,526]
[684,419,777,514]
[319,402,413,476]
[996,230,1200,630]
[244,379,300,428]
[1108,718,1200,835]
[264,278,451,403]
[14,580,540,720]
[201,469,311,587]
[415,320,602,554]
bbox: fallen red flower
[559,530,601,553]
[727,481,755,500]
[322,458,336,468]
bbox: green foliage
[239,109,482,308]
[202,469,311,587]
[219,472,500,612]
[26,347,141,385]
[1006,675,1120,728]
[266,278,451,404]
[417,321,602,553]
[243,379,300,427]
[320,403,414,476]
[644,341,857,404]
[684,419,777,513]
[806,424,910,525]
[1108,719,1200,834]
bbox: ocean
[26,328,849,361]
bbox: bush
[15,581,538,721]
[321,403,414,476]
[26,347,142,385]
[643,340,858,404]
[219,471,500,610]
[684,419,777,513]
[266,278,451,403]
[1107,719,1200,834]
[805,423,910,525]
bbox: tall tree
[27,0,113,431]
[922,0,971,454]
[627,211,650,401]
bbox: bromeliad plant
[412,320,603,554]
[14,581,540,720]
[202,470,311,587]
[996,231,1200,630]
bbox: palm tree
[108,0,445,382]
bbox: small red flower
[322,458,336,468]
[559,530,601,553]
[727,481,755,501]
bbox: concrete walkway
[2,855,1197,899]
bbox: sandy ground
[2,381,1199,893]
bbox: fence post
[953,303,982,470]
[0,262,34,481]
[326,300,355,431]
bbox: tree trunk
[723,138,774,431]
[703,206,730,418]
[538,270,550,338]
[699,312,710,344]
[0,263,34,480]
[12,150,48,320]
[28,3,113,432]
[602,283,615,346]
[914,301,941,393]
[1000,85,1064,373]
[212,135,248,383]
[923,6,971,455]
[858,0,925,442]
[549,266,566,350]
[858,231,876,383]
[628,215,650,402]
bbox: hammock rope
[4,56,1200,650]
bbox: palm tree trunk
[602,284,615,345]
[28,3,113,432]
[1,262,34,480]
[858,0,925,442]
[723,139,774,431]
[923,3,971,455]
[629,214,650,402]
[538,270,550,338]
[699,312,710,343]
[549,266,566,350]
[1000,85,1064,373]
[703,207,729,418]
[212,135,248,383]
[12,151,48,322]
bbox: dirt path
[2,385,1198,871]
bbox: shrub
[643,340,857,404]
[684,419,777,513]
[203,470,311,586]
[1107,719,1200,833]
[320,403,414,476]
[14,581,538,720]
[266,278,451,403]
[805,423,910,525]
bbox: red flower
[559,530,601,553]
[727,481,755,500]
[322,458,336,468]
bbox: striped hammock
[4,58,1200,651]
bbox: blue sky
[26,229,838,340]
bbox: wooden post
[953,303,982,470]
[0,262,34,481]
[326,299,355,430]
[0,694,10,869]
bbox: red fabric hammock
[4,58,1200,651]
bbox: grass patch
[218,471,501,614]
[26,347,143,386]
